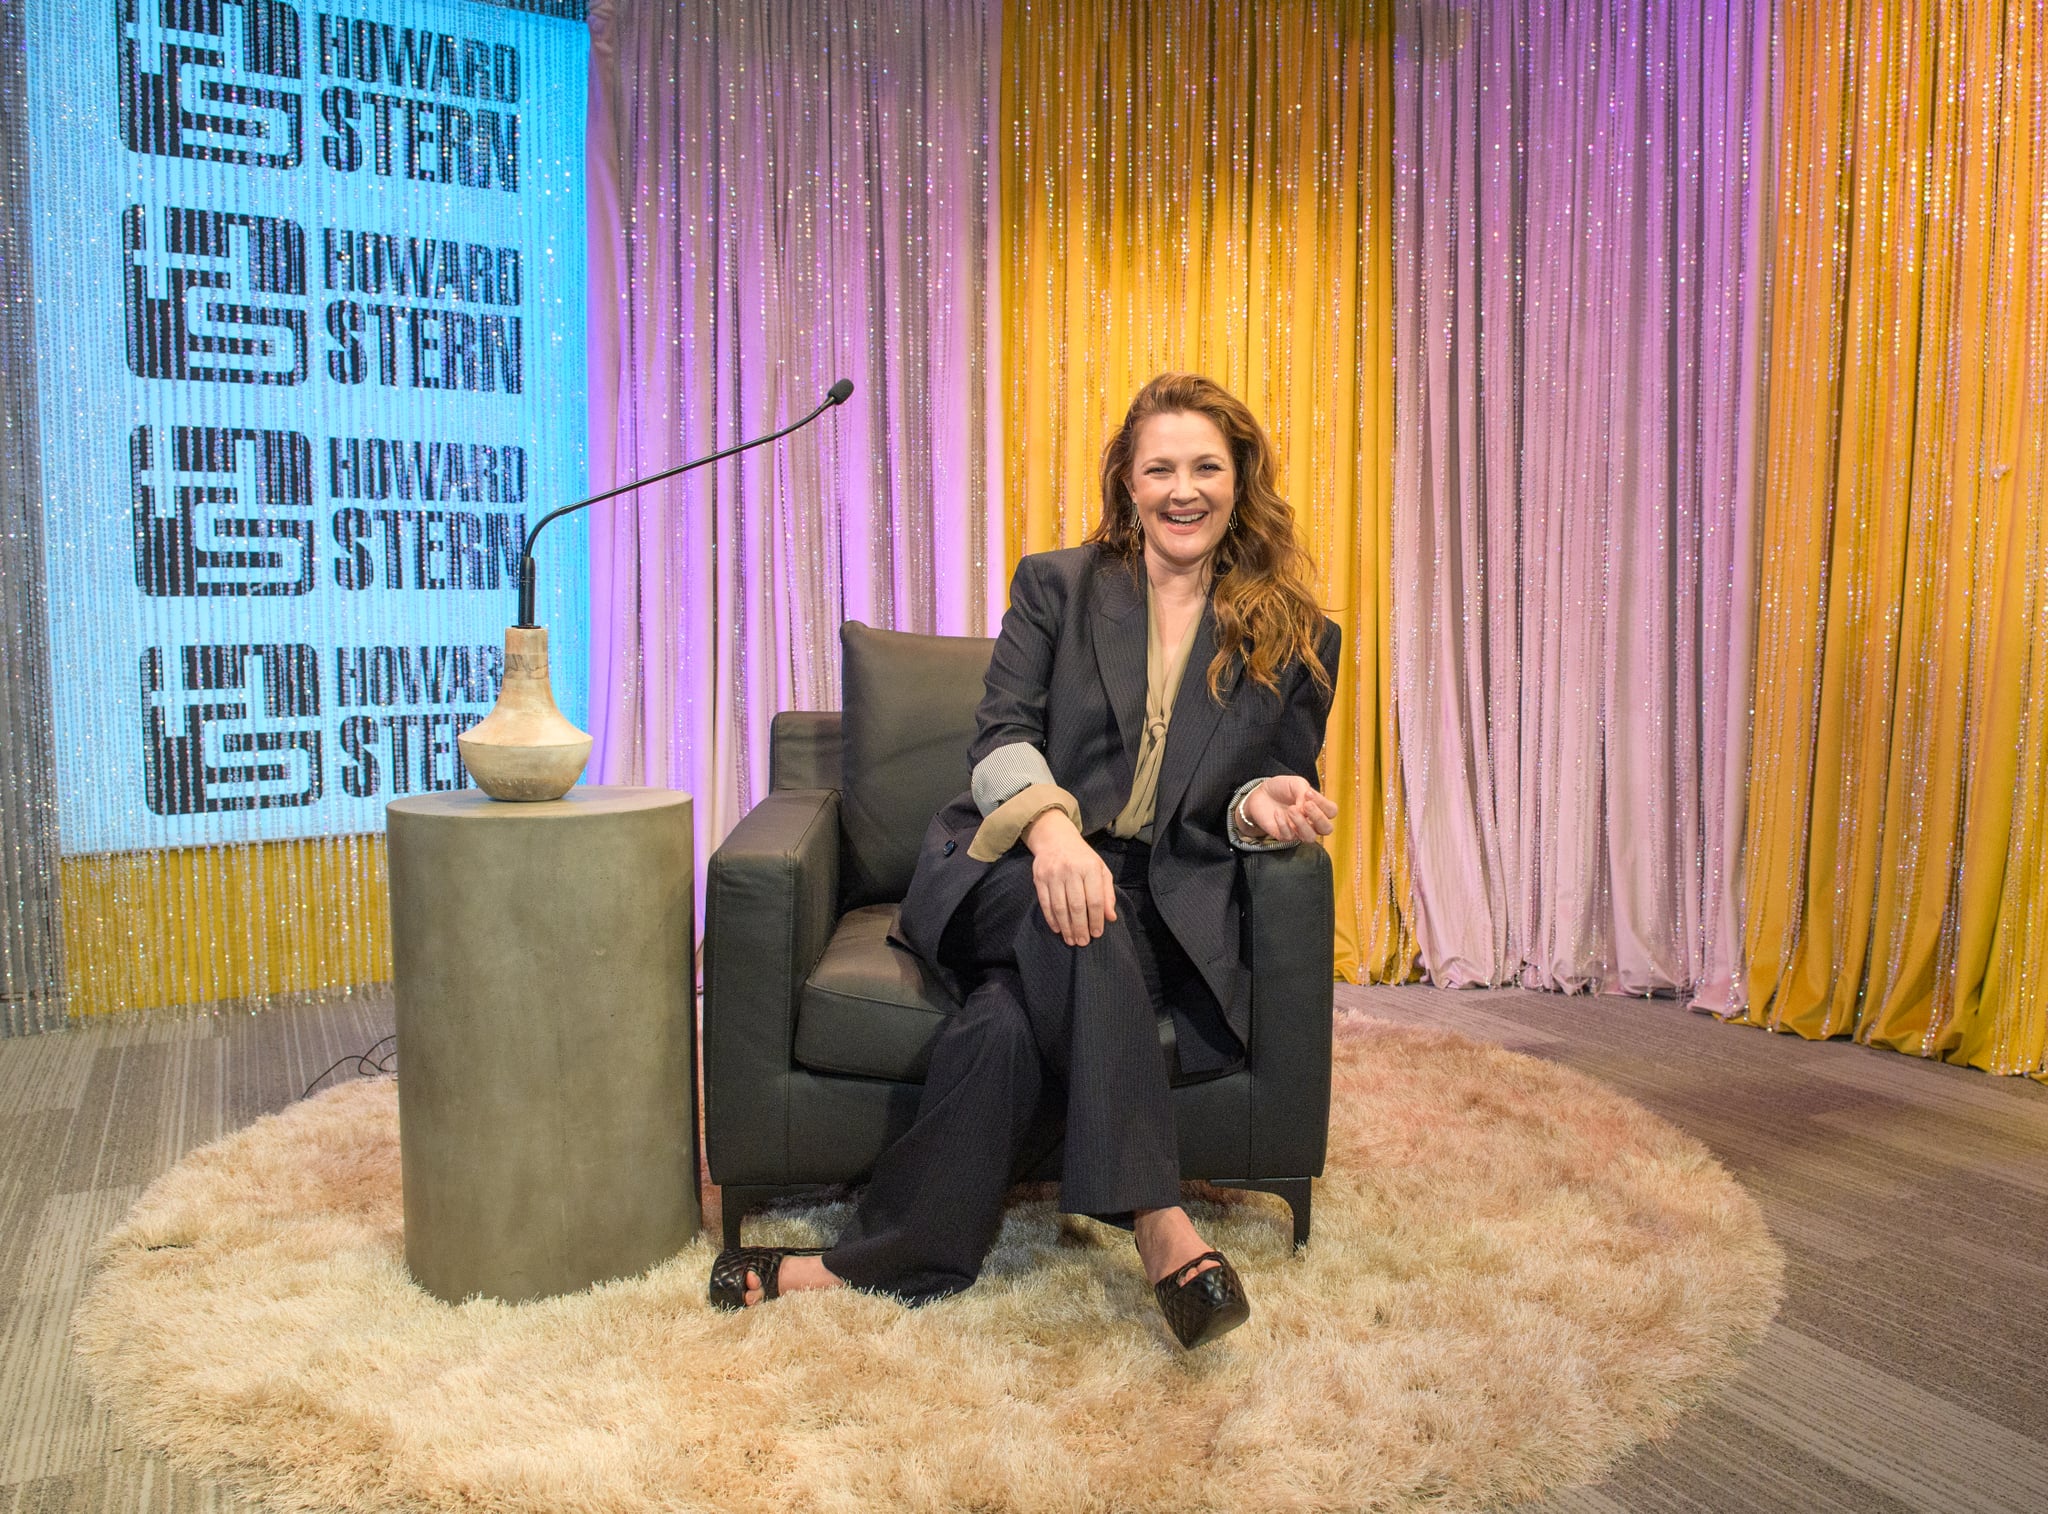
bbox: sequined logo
[141,644,325,814]
[116,0,305,169]
[122,205,309,384]
[131,425,316,597]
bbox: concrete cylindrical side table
[387,786,698,1304]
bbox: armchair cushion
[838,623,992,908]
[791,905,1235,1090]
[794,906,956,1082]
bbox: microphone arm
[516,378,855,626]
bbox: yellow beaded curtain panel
[1743,0,2048,1076]
[999,0,1414,982]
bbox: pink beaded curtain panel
[584,0,999,879]
[1391,0,1775,999]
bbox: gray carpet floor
[1,982,2043,1513]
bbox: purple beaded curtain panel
[1391,0,1776,1000]
[584,0,999,878]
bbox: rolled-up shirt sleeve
[967,782,1081,861]
[971,740,1057,815]
[969,740,1077,860]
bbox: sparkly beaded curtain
[585,0,999,880]
[1391,0,1776,999]
[1742,0,2048,1077]
[9,0,589,1023]
[0,0,65,1035]
[1001,0,1415,983]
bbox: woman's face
[1127,411,1237,578]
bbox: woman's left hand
[1244,775,1339,844]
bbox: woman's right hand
[1024,809,1117,947]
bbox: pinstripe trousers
[822,838,1234,1302]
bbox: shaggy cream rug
[74,1016,1782,1514]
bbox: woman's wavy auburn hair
[1085,373,1332,701]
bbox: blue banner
[29,0,588,853]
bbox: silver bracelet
[1231,785,1261,842]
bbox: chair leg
[720,1191,747,1250]
[1213,1178,1312,1249]
[718,1184,836,1250]
[719,1185,778,1250]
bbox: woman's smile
[1128,411,1236,576]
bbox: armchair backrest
[837,622,994,907]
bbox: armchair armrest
[769,711,842,792]
[1240,842,1335,1179]
[702,786,841,1183]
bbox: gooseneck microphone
[515,378,856,627]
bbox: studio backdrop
[3,0,2043,1082]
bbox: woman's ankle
[775,1255,844,1293]
[1132,1207,1218,1287]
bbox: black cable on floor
[301,1034,398,1100]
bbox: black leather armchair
[702,623,1334,1250]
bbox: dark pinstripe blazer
[894,544,1342,1048]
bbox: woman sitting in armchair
[710,372,1341,1350]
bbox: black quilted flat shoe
[1153,1250,1250,1349]
[707,1247,827,1311]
